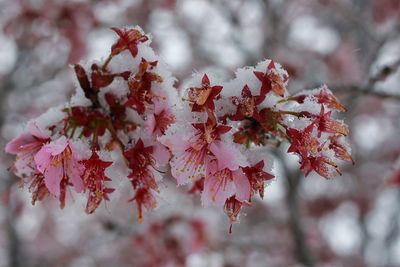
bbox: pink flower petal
[159,133,189,153]
[209,140,239,172]
[69,162,84,193]
[48,136,69,156]
[232,169,251,202]
[5,133,36,154]
[170,147,206,185]
[43,164,63,196]
[153,142,170,166]
[201,169,235,207]
[154,93,169,114]
[202,159,235,207]
[34,146,52,173]
[145,114,156,135]
[27,121,49,139]
[205,156,218,176]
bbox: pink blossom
[152,142,170,166]
[208,140,241,171]
[166,133,207,185]
[145,95,175,137]
[5,121,49,175]
[160,119,232,185]
[34,136,85,199]
[202,158,250,207]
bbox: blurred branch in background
[277,150,315,267]
[2,175,22,267]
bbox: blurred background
[0,0,400,266]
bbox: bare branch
[275,150,315,267]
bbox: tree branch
[276,150,315,267]
[330,85,400,101]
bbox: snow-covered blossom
[160,118,233,185]
[5,26,352,230]
[5,121,50,177]
[81,150,114,214]
[202,158,250,207]
[162,59,351,227]
[34,136,85,208]
[124,138,169,222]
[111,27,149,58]
[186,74,223,112]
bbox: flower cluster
[5,26,352,229]
[6,26,177,220]
[161,60,352,230]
